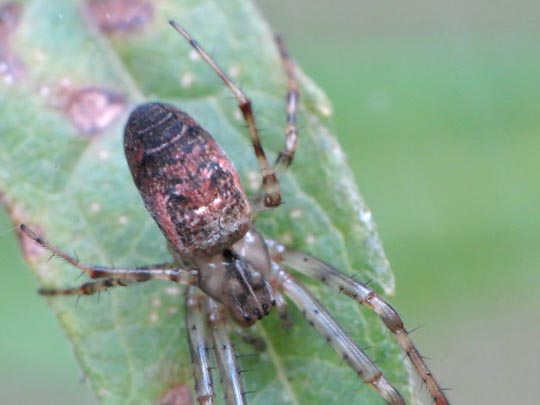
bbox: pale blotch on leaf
[280,232,293,245]
[228,64,241,78]
[319,104,333,117]
[289,208,304,219]
[98,149,110,160]
[164,286,181,297]
[233,109,243,122]
[330,142,346,161]
[32,49,46,63]
[180,72,194,88]
[89,202,101,214]
[359,208,372,223]
[39,85,51,98]
[247,170,260,191]
[149,312,159,324]
[97,388,112,401]
[188,49,200,61]
[60,76,72,87]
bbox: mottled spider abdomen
[124,102,252,257]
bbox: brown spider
[20,20,449,405]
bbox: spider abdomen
[124,102,252,257]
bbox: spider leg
[274,36,299,177]
[272,264,405,405]
[168,20,280,208]
[205,297,247,405]
[185,286,215,405]
[20,224,198,285]
[39,277,138,296]
[275,245,450,405]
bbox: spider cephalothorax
[21,20,449,405]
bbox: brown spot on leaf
[0,2,25,85]
[0,2,23,38]
[52,83,125,135]
[86,0,153,34]
[157,385,193,405]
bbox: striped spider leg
[266,240,450,405]
[19,224,198,295]
[21,224,205,397]
[168,21,299,211]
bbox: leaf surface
[0,0,412,403]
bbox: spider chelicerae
[20,20,449,405]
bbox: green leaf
[0,0,412,403]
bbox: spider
[20,20,449,405]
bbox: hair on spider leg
[406,324,425,335]
[237,368,256,375]
[241,389,258,398]
[228,340,239,348]
[0,224,18,238]
[220,92,240,104]
[360,344,375,354]
[370,355,401,377]
[346,272,362,281]
[74,270,85,281]
[248,124,271,138]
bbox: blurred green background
[1,0,539,404]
